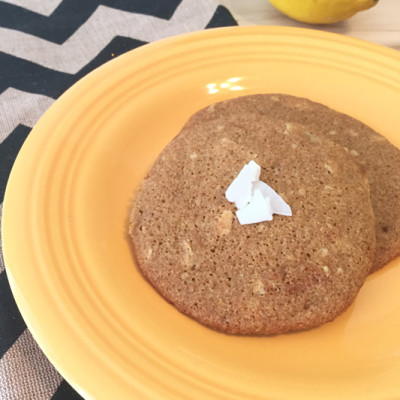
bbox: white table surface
[221,0,400,50]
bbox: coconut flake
[225,160,292,225]
[252,181,292,216]
[236,189,273,225]
[225,160,261,209]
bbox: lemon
[269,0,379,24]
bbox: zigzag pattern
[0,36,147,97]
[0,270,27,359]
[0,124,31,203]
[0,5,232,97]
[0,89,54,142]
[0,0,182,43]
[1,0,62,16]
[0,1,237,399]
[0,329,62,399]
[0,0,217,73]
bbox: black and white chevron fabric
[0,1,237,398]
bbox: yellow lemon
[269,0,379,24]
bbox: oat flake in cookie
[129,114,376,335]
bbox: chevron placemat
[0,1,237,398]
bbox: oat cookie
[188,94,400,272]
[130,115,375,335]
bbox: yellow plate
[3,26,400,400]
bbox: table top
[221,0,400,50]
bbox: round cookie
[187,94,400,272]
[130,115,376,335]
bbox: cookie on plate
[187,94,400,272]
[130,114,376,335]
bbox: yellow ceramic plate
[3,26,400,400]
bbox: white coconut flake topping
[225,160,260,209]
[236,189,273,225]
[252,181,292,216]
[225,161,292,225]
